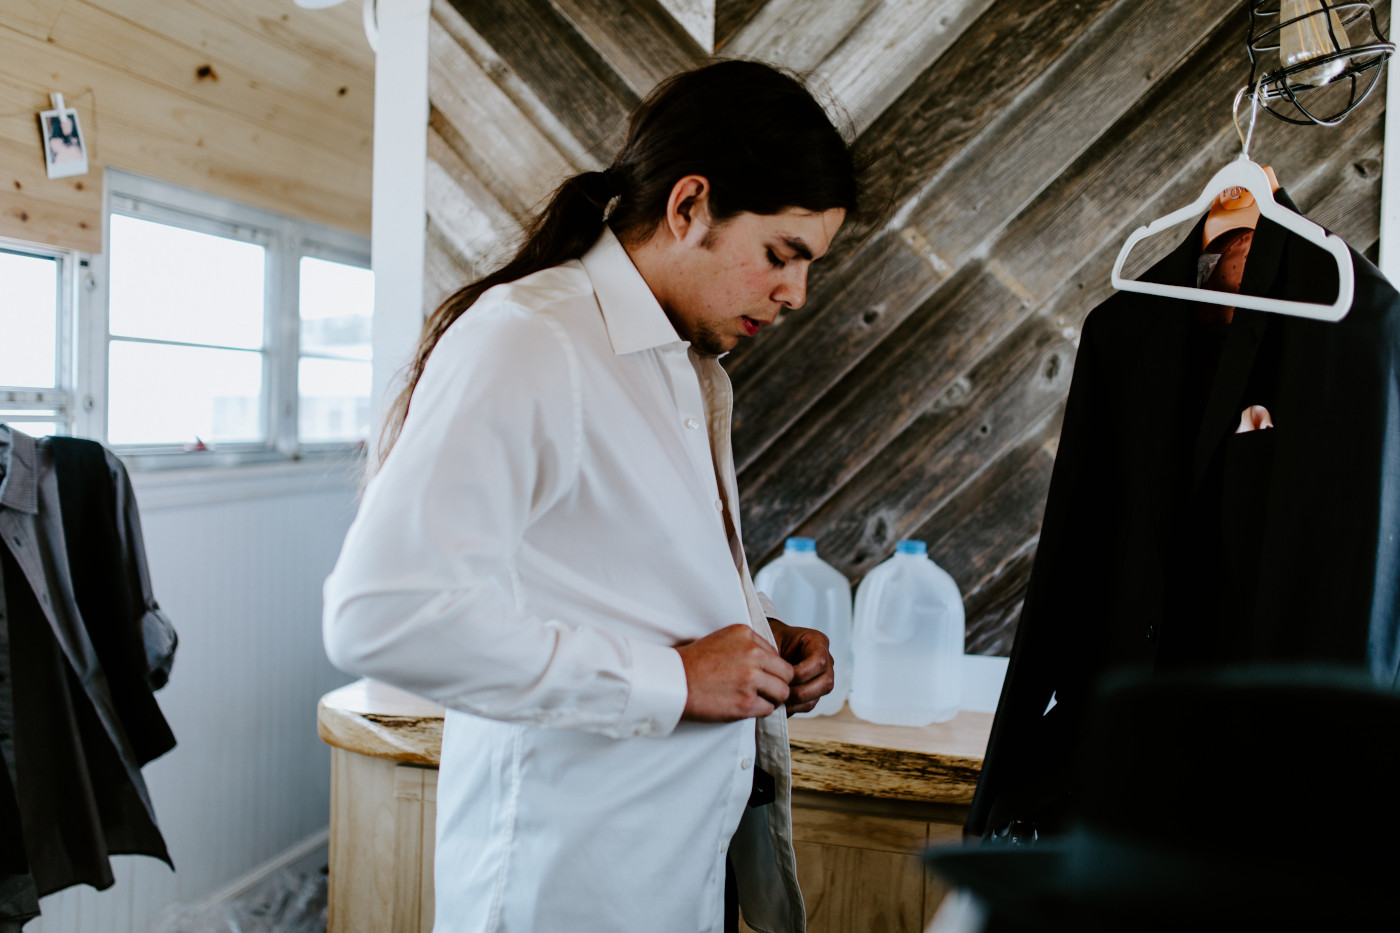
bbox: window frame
[0,236,80,436]
[83,169,372,469]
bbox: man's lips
[741,316,763,336]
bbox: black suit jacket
[967,193,1400,838]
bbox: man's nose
[775,267,808,310]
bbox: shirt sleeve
[322,302,687,739]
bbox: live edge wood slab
[318,678,992,804]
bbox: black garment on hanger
[967,191,1400,840]
[0,429,176,927]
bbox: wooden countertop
[318,678,992,804]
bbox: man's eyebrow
[779,236,815,261]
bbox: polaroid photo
[39,106,89,180]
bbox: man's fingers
[790,649,829,684]
[754,670,791,708]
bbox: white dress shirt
[322,228,804,933]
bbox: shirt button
[684,417,700,430]
[719,840,728,853]
[740,757,753,771]
[714,499,723,512]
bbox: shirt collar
[579,226,686,355]
[0,424,40,514]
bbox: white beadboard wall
[26,462,360,933]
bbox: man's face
[661,206,845,356]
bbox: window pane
[109,214,265,349]
[109,341,263,445]
[300,256,371,360]
[1,421,61,439]
[0,251,57,387]
[299,357,370,443]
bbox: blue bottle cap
[895,540,927,556]
[785,537,816,553]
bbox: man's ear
[665,175,711,244]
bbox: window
[85,170,372,465]
[0,242,74,439]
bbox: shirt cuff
[620,640,688,738]
[757,591,783,625]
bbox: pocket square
[1236,404,1274,433]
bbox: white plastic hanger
[1111,86,1354,322]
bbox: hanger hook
[1232,84,1263,162]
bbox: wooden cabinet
[328,749,438,933]
[319,681,991,933]
[738,793,966,933]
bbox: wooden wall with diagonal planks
[423,0,1389,656]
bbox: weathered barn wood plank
[963,542,1035,655]
[816,0,999,135]
[715,0,768,50]
[548,0,705,98]
[432,0,598,173]
[427,124,519,239]
[749,316,1072,569]
[913,406,1062,599]
[903,0,1235,273]
[855,0,1121,221]
[428,20,577,219]
[738,263,1033,554]
[722,0,881,77]
[444,0,635,154]
[424,158,505,270]
[731,233,946,468]
[424,219,479,313]
[886,408,1061,652]
[654,0,713,52]
[49,1,373,154]
[1293,120,1385,247]
[724,0,1121,453]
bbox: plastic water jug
[753,537,852,717]
[849,540,964,726]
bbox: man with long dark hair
[324,60,860,932]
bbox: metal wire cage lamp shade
[1247,0,1395,126]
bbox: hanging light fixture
[1247,0,1394,125]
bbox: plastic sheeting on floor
[154,866,327,933]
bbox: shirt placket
[660,346,727,539]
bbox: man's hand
[767,619,835,715]
[677,624,794,722]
